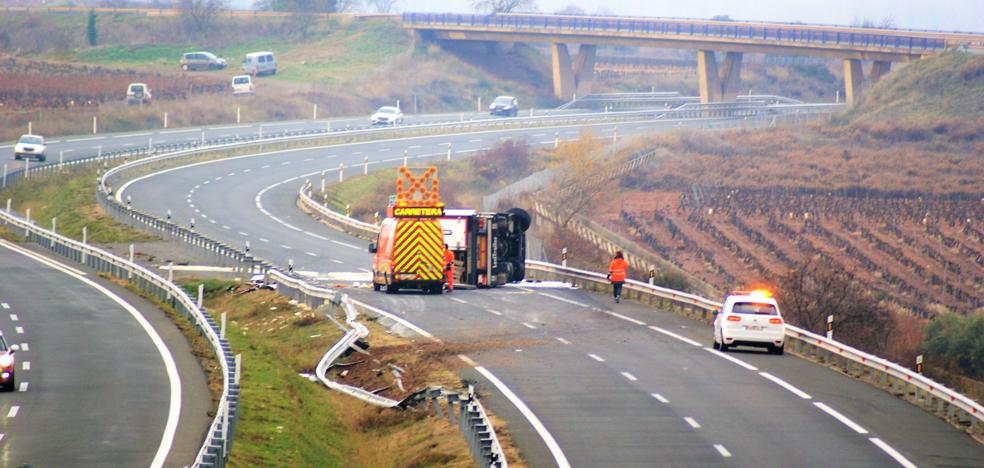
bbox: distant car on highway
[231,75,255,95]
[370,106,404,126]
[13,134,46,162]
[242,51,277,76]
[180,51,227,71]
[712,289,786,354]
[0,333,20,391]
[126,83,152,105]
[489,95,519,117]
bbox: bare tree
[543,131,610,228]
[776,256,897,353]
[334,0,361,12]
[554,4,585,15]
[179,0,227,35]
[472,0,537,14]
[366,0,399,13]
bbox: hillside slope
[846,51,984,121]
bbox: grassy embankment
[1,13,552,141]
[182,280,479,467]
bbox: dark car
[489,96,519,117]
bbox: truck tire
[373,283,381,292]
[507,208,531,232]
[386,284,399,294]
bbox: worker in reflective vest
[608,251,629,303]
[444,244,455,292]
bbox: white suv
[14,134,46,162]
[712,290,785,354]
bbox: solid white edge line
[759,372,812,399]
[539,292,589,308]
[604,310,646,326]
[713,444,732,457]
[0,239,181,468]
[869,437,918,468]
[649,326,702,347]
[351,300,439,341]
[472,365,572,468]
[684,417,701,428]
[702,347,759,371]
[813,402,869,434]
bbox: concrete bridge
[404,12,984,105]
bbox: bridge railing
[403,13,948,51]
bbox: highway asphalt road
[0,240,211,467]
[0,109,581,173]
[117,119,984,466]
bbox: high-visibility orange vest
[609,258,629,282]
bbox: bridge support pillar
[869,60,892,83]
[843,58,864,106]
[697,50,743,103]
[697,50,720,104]
[551,43,597,101]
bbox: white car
[231,75,255,95]
[370,106,404,126]
[712,290,786,354]
[14,134,46,162]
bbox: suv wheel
[182,64,189,71]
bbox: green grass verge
[0,167,154,244]
[200,288,472,468]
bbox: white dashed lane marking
[19,344,27,351]
[652,393,670,403]
[1,303,8,309]
[9,314,17,321]
[555,337,571,345]
[485,309,503,316]
[449,297,469,305]
[521,322,536,330]
[21,362,29,371]
[539,293,589,308]
[7,406,18,418]
[14,327,23,334]
[588,354,605,363]
[684,417,701,429]
[18,382,27,392]
[714,444,732,458]
[814,402,869,434]
[621,372,638,382]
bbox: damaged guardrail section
[301,191,984,439]
[269,269,509,467]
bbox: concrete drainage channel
[301,186,984,441]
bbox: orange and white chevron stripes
[392,219,445,281]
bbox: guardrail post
[167,261,174,283]
[50,217,56,235]
[613,126,618,143]
[363,156,369,175]
[2,164,6,188]
[198,283,205,308]
[200,129,206,146]
[235,354,242,386]
[561,247,567,267]
[221,312,227,339]
[93,116,97,134]
[59,150,64,166]
[403,150,409,167]
[338,163,344,183]
[127,243,135,279]
[320,170,326,194]
[554,132,560,148]
[313,103,318,120]
[81,226,88,264]
[24,158,29,179]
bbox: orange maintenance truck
[369,166,530,293]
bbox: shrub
[922,313,984,379]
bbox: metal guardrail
[96,140,511,467]
[300,190,984,438]
[270,269,509,467]
[403,12,949,52]
[524,261,984,437]
[0,204,240,468]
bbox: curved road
[0,240,210,466]
[116,119,984,467]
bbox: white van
[242,52,276,76]
[231,75,255,95]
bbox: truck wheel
[507,208,532,232]
[386,284,399,294]
[373,283,381,292]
